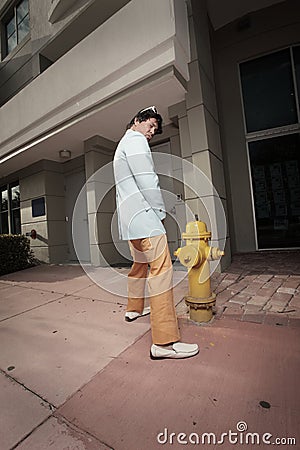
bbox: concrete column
[171,0,230,269]
[20,160,67,263]
[84,135,128,267]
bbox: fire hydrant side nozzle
[175,220,224,323]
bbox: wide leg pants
[127,233,180,345]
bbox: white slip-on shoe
[125,306,151,322]
[150,342,199,360]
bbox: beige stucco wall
[213,0,300,253]
[0,0,131,105]
[0,0,190,159]
[84,136,118,266]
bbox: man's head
[128,106,163,141]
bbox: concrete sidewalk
[0,251,299,449]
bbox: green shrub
[0,235,36,276]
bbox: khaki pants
[127,234,180,345]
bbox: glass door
[249,134,300,248]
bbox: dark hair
[127,107,163,134]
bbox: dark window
[32,197,45,217]
[240,49,297,133]
[0,183,21,234]
[3,0,29,57]
[0,187,9,234]
[11,183,21,234]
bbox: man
[113,106,198,360]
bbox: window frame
[0,182,21,235]
[1,0,30,59]
[239,45,300,250]
[238,45,300,142]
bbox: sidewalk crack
[0,294,68,323]
[0,368,55,412]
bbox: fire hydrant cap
[183,221,211,240]
[188,221,206,234]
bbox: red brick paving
[212,251,300,327]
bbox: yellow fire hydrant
[174,220,224,323]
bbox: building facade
[0,0,299,268]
